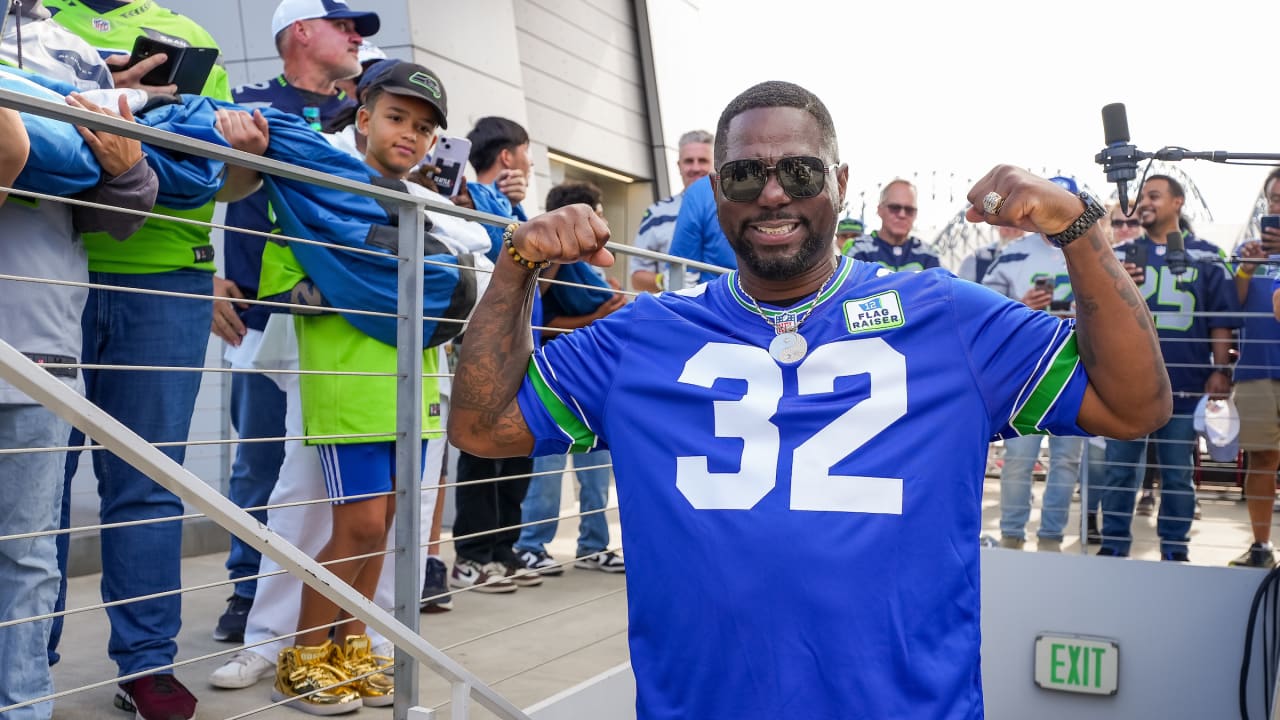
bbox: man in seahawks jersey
[845,177,941,272]
[448,81,1170,719]
[1098,175,1240,561]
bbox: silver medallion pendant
[769,332,808,364]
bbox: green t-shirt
[261,242,443,443]
[47,0,233,274]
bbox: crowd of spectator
[1,0,1279,718]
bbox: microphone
[1166,231,1188,276]
[1095,103,1141,214]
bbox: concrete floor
[46,473,1265,719]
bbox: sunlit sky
[657,0,1278,240]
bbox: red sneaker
[115,674,197,720]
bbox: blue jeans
[225,371,286,599]
[999,434,1084,540]
[0,407,68,720]
[50,270,212,676]
[515,450,612,556]
[1099,415,1197,556]
[1081,441,1105,515]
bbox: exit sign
[1033,634,1119,696]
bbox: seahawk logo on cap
[408,72,441,99]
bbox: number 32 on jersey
[676,338,906,514]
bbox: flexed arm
[966,166,1171,439]
[448,205,612,457]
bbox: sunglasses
[717,156,836,202]
[1111,218,1141,228]
[883,203,917,217]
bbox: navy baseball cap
[357,59,449,129]
[272,0,380,38]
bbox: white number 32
[675,338,907,514]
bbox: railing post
[668,260,687,291]
[394,198,426,716]
[451,682,472,720]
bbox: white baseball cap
[271,0,380,39]
[1194,395,1240,463]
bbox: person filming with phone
[981,176,1087,552]
[1229,168,1280,568]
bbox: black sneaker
[1161,550,1189,562]
[212,594,252,643]
[517,549,564,577]
[1229,543,1277,569]
[420,557,454,613]
[1085,513,1102,545]
[1136,492,1155,517]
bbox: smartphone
[125,36,219,94]
[1123,243,1147,268]
[1033,276,1054,292]
[426,136,471,198]
[1261,215,1280,257]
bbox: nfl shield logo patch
[92,17,111,32]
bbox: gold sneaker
[337,634,395,707]
[271,641,362,716]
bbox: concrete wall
[520,550,1274,719]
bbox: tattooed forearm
[449,258,541,456]
[1062,225,1171,436]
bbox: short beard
[729,218,833,281]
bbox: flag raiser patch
[843,291,905,334]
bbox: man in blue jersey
[209,0,379,646]
[1099,175,1240,561]
[846,177,941,271]
[1228,168,1280,568]
[666,173,735,285]
[447,80,1170,719]
[630,129,713,292]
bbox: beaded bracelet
[503,222,550,271]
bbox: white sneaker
[209,649,275,689]
[575,550,626,573]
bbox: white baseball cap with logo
[271,0,380,39]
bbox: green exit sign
[1033,634,1119,696]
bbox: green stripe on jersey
[1011,333,1081,436]
[527,360,596,453]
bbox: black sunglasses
[1111,218,1141,228]
[717,156,836,202]
[883,203,917,217]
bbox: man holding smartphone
[981,178,1086,551]
[1099,174,1240,561]
[1228,168,1280,568]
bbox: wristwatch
[1047,191,1106,248]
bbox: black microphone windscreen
[1102,103,1130,146]
[1166,231,1185,254]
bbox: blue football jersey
[516,257,1088,719]
[1232,240,1280,382]
[846,231,942,272]
[1113,233,1240,409]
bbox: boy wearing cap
[259,60,454,715]
[210,0,379,648]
